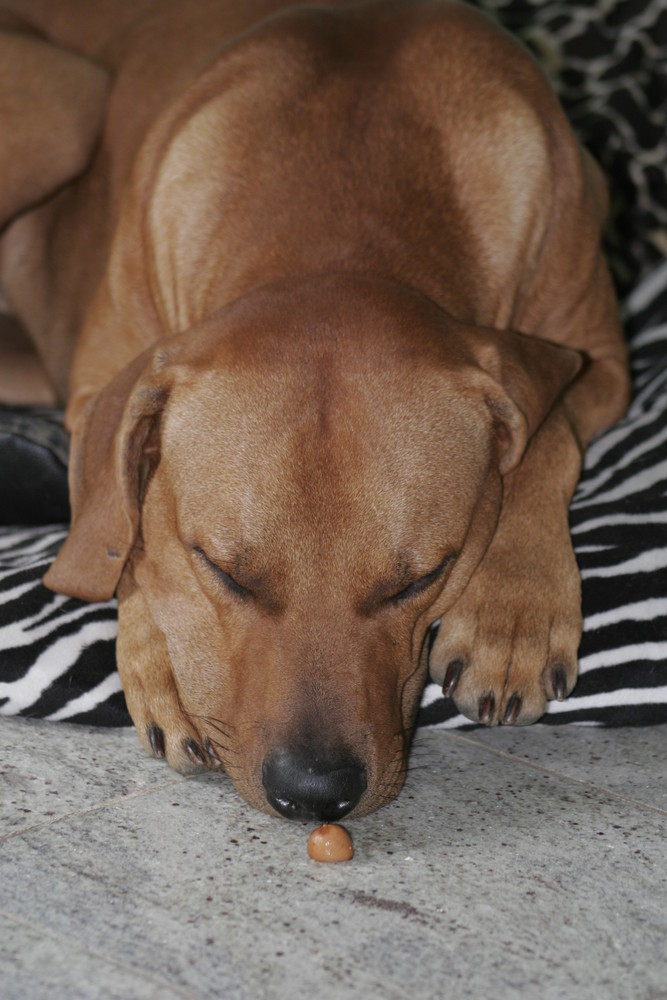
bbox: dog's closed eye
[192,546,252,600]
[388,554,455,606]
[360,554,455,615]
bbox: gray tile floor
[1,716,665,1000]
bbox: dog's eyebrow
[360,553,456,616]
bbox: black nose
[262,747,367,821]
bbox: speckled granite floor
[1,717,665,1000]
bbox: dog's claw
[503,693,522,725]
[148,724,166,758]
[551,666,567,701]
[442,659,464,697]
[204,738,223,767]
[184,738,207,766]
[478,693,495,724]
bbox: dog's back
[2,0,584,404]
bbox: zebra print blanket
[1,0,666,728]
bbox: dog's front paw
[116,573,222,774]
[429,523,581,726]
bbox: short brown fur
[0,0,630,817]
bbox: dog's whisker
[232,718,265,735]
[373,761,407,798]
[205,737,232,755]
[187,710,234,726]
[405,746,438,762]
[404,762,434,776]
[199,720,236,740]
[187,713,237,740]
[205,733,237,753]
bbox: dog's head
[45,276,580,817]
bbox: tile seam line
[0,906,205,1000]
[445,732,667,818]
[0,775,193,843]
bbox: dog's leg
[0,17,109,399]
[0,20,109,230]
[0,313,57,405]
[430,354,629,726]
[430,409,581,725]
[116,568,222,774]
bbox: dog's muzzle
[262,747,367,821]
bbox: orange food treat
[307,823,354,862]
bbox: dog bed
[1,0,666,729]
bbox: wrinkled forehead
[158,337,492,552]
[153,277,493,547]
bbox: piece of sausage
[307,823,354,862]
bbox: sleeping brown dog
[0,0,630,820]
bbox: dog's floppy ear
[0,21,109,227]
[468,327,584,475]
[43,348,175,602]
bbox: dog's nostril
[272,795,302,819]
[262,748,367,822]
